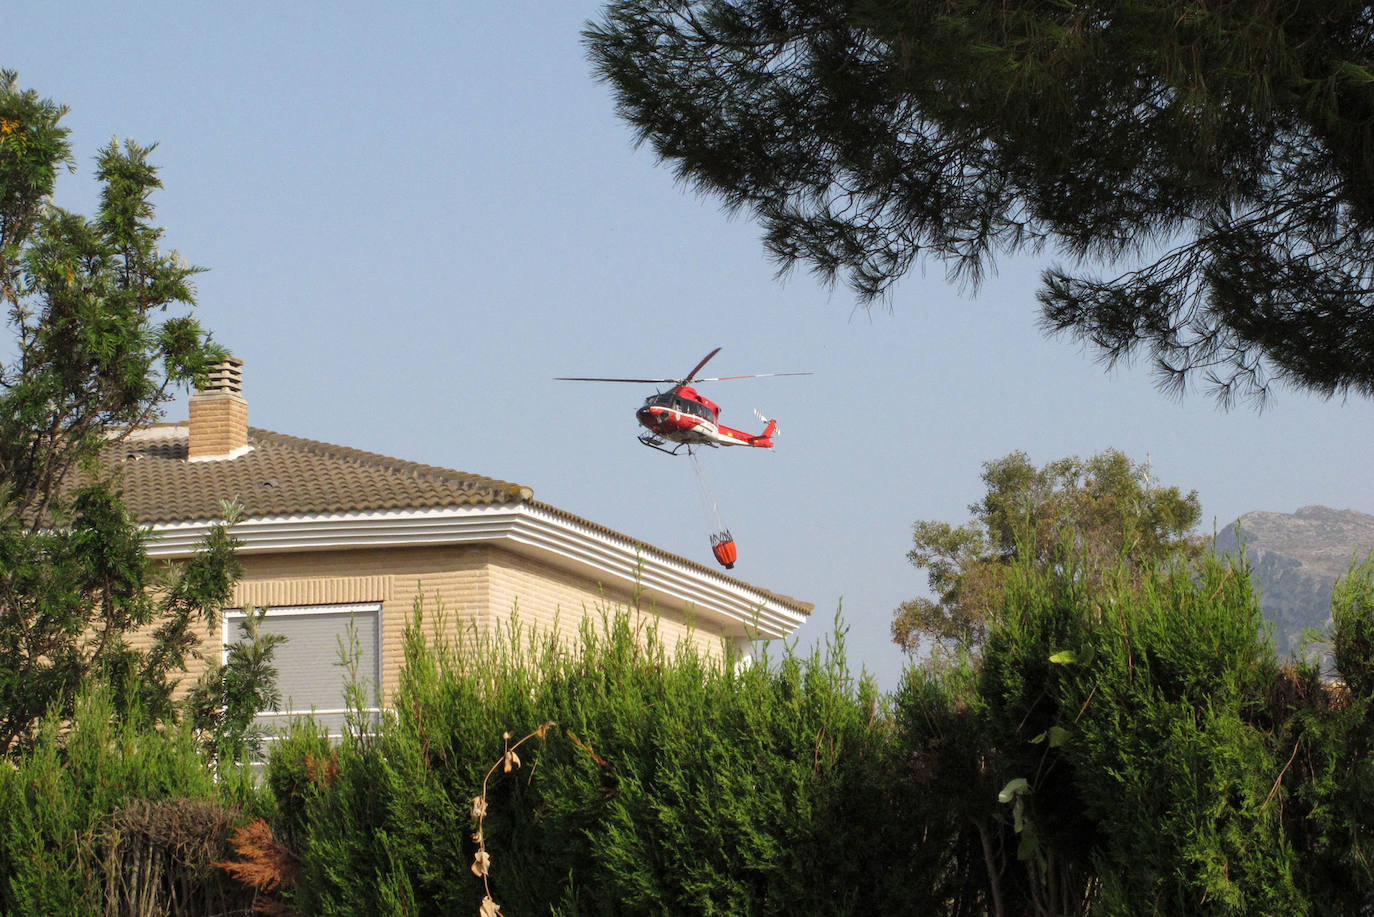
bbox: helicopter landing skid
[638,433,690,456]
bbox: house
[113,360,812,730]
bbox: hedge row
[6,557,1374,915]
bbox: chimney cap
[198,357,244,396]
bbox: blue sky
[8,3,1374,689]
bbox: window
[223,602,381,738]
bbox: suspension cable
[690,451,725,534]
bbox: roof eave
[143,504,810,639]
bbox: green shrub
[261,556,1374,915]
[1281,558,1374,913]
[277,602,924,916]
[0,685,260,915]
[1333,556,1374,698]
[896,553,1308,916]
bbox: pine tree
[587,1,1374,403]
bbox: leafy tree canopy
[892,449,1201,657]
[0,71,245,752]
[587,1,1374,404]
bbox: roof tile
[105,425,531,524]
[92,424,812,615]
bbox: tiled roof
[96,424,813,616]
[104,425,533,524]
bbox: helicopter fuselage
[554,347,801,455]
[635,386,774,449]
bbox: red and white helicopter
[556,347,810,455]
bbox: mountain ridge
[1215,506,1374,657]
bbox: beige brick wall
[145,542,732,709]
[485,547,729,662]
[231,545,487,703]
[188,392,248,458]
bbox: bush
[895,553,1310,916]
[0,685,261,915]
[1333,556,1374,698]
[275,603,926,916]
[1282,557,1374,913]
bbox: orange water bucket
[710,531,737,569]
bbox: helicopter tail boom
[714,416,777,448]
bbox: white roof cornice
[145,504,808,639]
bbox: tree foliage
[0,686,261,916]
[896,551,1311,916]
[0,71,242,751]
[586,1,1374,403]
[267,566,1374,915]
[1299,558,1374,910]
[892,449,1200,657]
[283,606,922,916]
[185,604,287,765]
[5,576,1373,913]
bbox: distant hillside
[1215,506,1374,658]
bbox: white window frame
[222,602,383,726]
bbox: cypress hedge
[0,686,262,915]
[7,555,1374,914]
[281,604,930,916]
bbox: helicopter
[555,347,810,455]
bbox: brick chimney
[188,357,251,461]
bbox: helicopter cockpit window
[643,393,712,419]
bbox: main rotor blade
[692,372,815,382]
[680,347,723,385]
[553,376,680,384]
[555,347,811,385]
